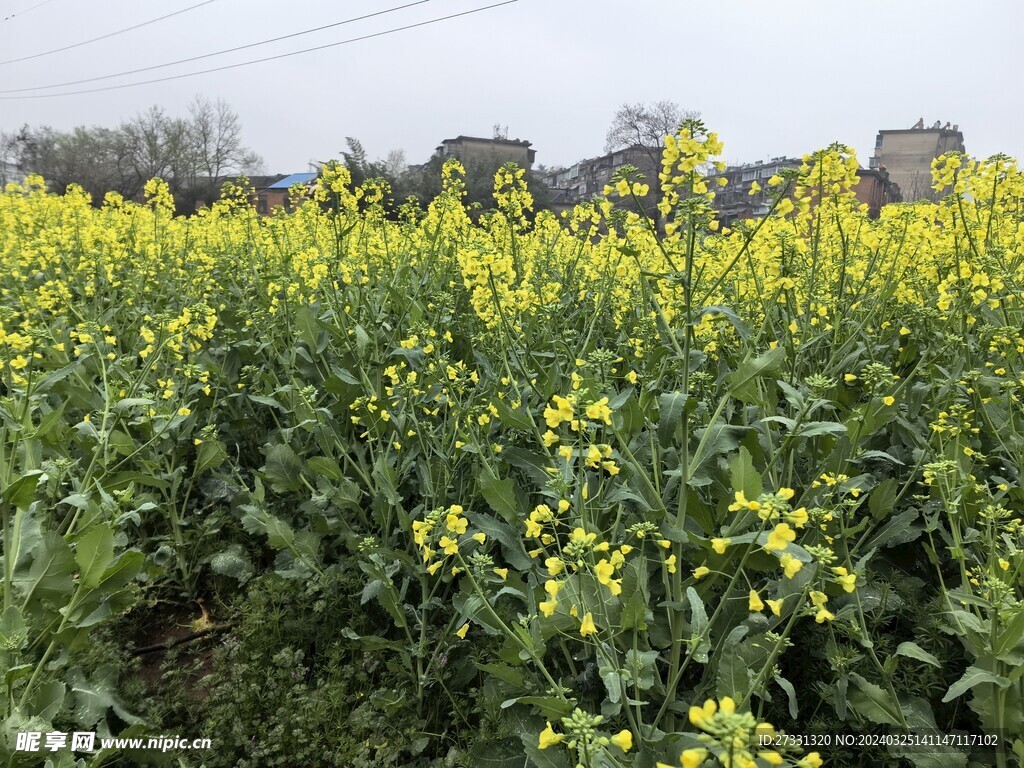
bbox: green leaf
[895,641,941,668]
[67,665,142,726]
[29,680,65,722]
[868,477,899,519]
[355,324,370,357]
[294,304,321,351]
[657,392,691,447]
[466,512,533,571]
[774,675,798,719]
[857,450,905,466]
[501,447,553,485]
[105,471,170,490]
[730,446,763,500]
[264,517,295,551]
[793,421,847,438]
[996,609,1024,657]
[687,587,708,637]
[263,443,303,493]
[942,666,1011,703]
[689,423,748,484]
[847,673,903,725]
[599,659,623,707]
[861,510,920,551]
[209,545,254,583]
[371,455,402,507]
[476,662,525,688]
[33,361,80,394]
[620,589,648,632]
[14,531,75,607]
[624,649,659,691]
[113,397,155,413]
[0,402,22,432]
[479,473,521,526]
[241,506,295,550]
[0,605,28,651]
[75,523,114,588]
[717,636,766,699]
[305,456,343,482]
[728,346,785,403]
[195,438,228,474]
[468,739,529,768]
[2,470,43,509]
[30,402,67,440]
[359,574,406,629]
[506,696,573,720]
[248,393,287,411]
[493,398,534,432]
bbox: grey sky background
[1,0,1022,174]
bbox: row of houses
[538,121,965,222]
[3,122,965,222]
[709,157,900,223]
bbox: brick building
[254,172,318,214]
[214,173,318,215]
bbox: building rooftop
[879,127,963,136]
[440,135,533,148]
[266,172,318,189]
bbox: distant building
[256,172,318,214]
[540,145,660,213]
[870,121,965,201]
[708,157,802,224]
[436,135,536,170]
[0,159,26,188]
[215,173,318,215]
[708,156,900,223]
[852,167,901,218]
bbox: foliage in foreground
[1,122,1024,767]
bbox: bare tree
[117,106,190,198]
[188,96,263,186]
[11,124,126,200]
[11,98,262,209]
[381,149,407,180]
[605,100,700,168]
[0,130,18,186]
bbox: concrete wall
[874,129,964,201]
[442,138,534,170]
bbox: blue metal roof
[267,172,318,189]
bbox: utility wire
[1,0,220,65]
[0,0,518,100]
[1,0,433,92]
[1,0,55,23]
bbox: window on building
[257,195,268,214]
[741,170,758,182]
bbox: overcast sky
[1,0,1022,174]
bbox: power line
[1,0,434,92]
[0,0,518,100]
[1,0,220,65]
[1,0,55,23]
